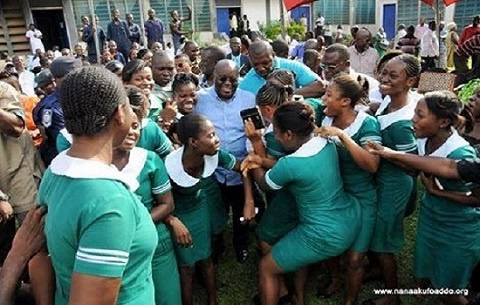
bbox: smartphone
[240,107,265,130]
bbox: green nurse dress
[266,137,361,272]
[371,93,419,253]
[415,131,480,289]
[305,97,326,126]
[165,147,236,267]
[256,124,299,246]
[202,176,228,235]
[121,147,181,305]
[38,152,157,305]
[322,111,382,252]
[56,118,172,159]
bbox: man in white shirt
[25,24,45,54]
[315,13,325,37]
[321,44,379,100]
[12,55,36,96]
[394,24,407,47]
[420,20,439,71]
[348,28,379,77]
[415,17,429,40]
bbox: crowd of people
[0,7,480,305]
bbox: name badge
[42,109,52,128]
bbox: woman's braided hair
[60,66,127,135]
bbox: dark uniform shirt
[33,90,64,166]
[457,158,480,184]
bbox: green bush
[287,22,306,38]
[258,21,306,40]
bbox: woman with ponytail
[369,91,480,305]
[242,101,360,305]
[316,74,382,305]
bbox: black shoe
[235,248,249,263]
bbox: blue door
[383,4,396,40]
[216,8,230,34]
[290,6,310,31]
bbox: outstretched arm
[368,142,460,179]
[181,6,192,22]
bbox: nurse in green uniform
[245,83,300,304]
[56,84,172,159]
[112,86,181,305]
[242,101,360,305]
[266,69,325,125]
[164,114,253,305]
[370,91,480,305]
[123,58,163,120]
[367,54,421,305]
[37,66,157,304]
[316,74,381,305]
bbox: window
[313,0,349,25]
[150,0,212,32]
[72,0,142,31]
[454,0,480,31]
[355,0,375,24]
[397,0,435,29]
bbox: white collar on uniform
[289,136,327,158]
[141,118,150,130]
[119,147,148,191]
[60,128,73,144]
[50,151,139,190]
[164,146,219,187]
[149,94,161,110]
[322,111,368,139]
[417,129,469,157]
[375,91,421,130]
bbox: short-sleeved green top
[165,148,236,214]
[322,111,382,200]
[56,119,172,159]
[122,147,172,211]
[418,131,480,224]
[38,152,157,305]
[137,118,172,159]
[305,98,325,126]
[265,137,357,234]
[375,93,420,181]
[262,124,287,160]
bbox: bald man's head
[354,28,372,52]
[249,40,274,57]
[249,40,275,78]
[152,51,175,86]
[230,37,241,55]
[214,59,239,101]
[199,46,226,78]
[304,39,319,51]
[214,59,238,75]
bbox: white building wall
[269,0,281,24]
[242,0,267,31]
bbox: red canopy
[421,0,457,6]
[283,0,316,11]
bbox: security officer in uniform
[33,56,82,166]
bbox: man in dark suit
[226,37,251,76]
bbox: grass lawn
[192,184,448,304]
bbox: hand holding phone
[240,107,265,130]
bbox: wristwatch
[0,193,9,202]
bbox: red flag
[283,0,315,11]
[421,0,458,6]
[421,0,434,5]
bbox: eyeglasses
[319,63,340,70]
[217,76,238,84]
